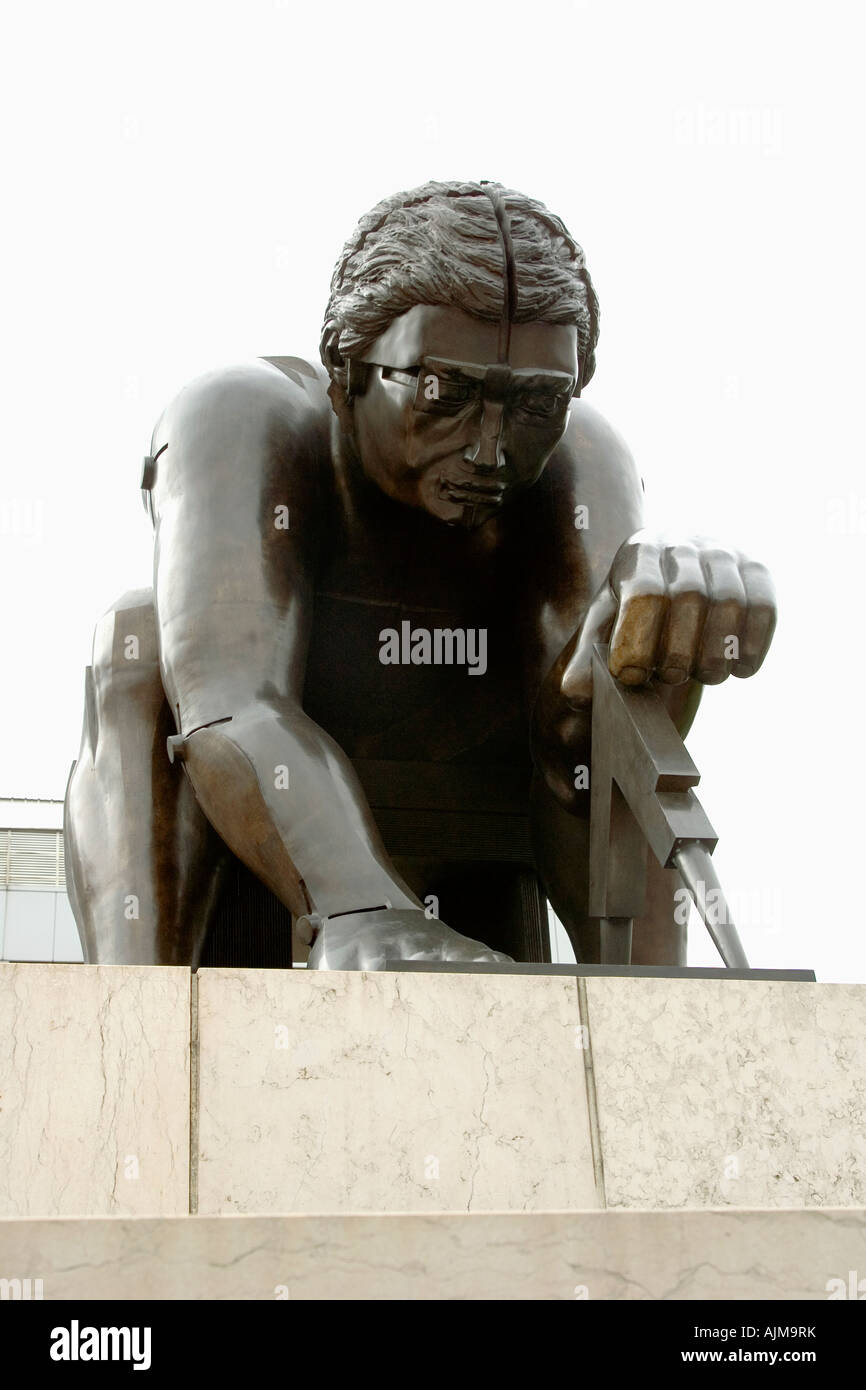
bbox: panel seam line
[189,969,199,1216]
[576,975,607,1208]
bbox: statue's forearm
[176,699,421,919]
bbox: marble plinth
[1,964,864,1219]
[0,1208,863,1300]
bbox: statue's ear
[320,326,370,404]
[572,356,588,400]
[344,359,371,402]
[319,325,346,383]
[579,348,596,392]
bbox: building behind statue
[0,799,80,963]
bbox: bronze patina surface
[65,181,775,969]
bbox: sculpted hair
[320,180,600,394]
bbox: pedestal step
[1,1209,864,1300]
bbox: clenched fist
[533,530,777,807]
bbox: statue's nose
[463,400,507,474]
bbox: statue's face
[349,305,579,528]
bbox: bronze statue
[64,181,776,970]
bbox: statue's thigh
[65,588,228,965]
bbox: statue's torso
[258,359,599,769]
[301,424,536,766]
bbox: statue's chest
[303,559,527,764]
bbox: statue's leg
[529,772,687,967]
[64,588,229,964]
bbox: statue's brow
[431,366,479,383]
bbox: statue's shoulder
[562,399,635,458]
[260,355,331,396]
[151,356,332,451]
[546,398,638,485]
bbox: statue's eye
[413,372,481,413]
[435,377,477,405]
[516,391,567,419]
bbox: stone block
[0,963,190,1217]
[195,967,597,1213]
[584,978,866,1208]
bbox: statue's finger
[608,545,668,684]
[656,544,708,683]
[733,560,777,677]
[696,549,747,684]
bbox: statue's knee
[74,591,168,767]
[87,588,168,743]
[91,587,159,682]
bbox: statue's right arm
[148,361,422,920]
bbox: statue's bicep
[147,363,317,723]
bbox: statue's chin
[452,502,496,530]
[421,490,504,530]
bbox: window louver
[0,829,67,888]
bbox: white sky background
[1,0,863,980]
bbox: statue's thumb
[560,583,618,708]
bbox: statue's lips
[438,477,506,505]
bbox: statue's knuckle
[622,580,666,604]
[671,584,707,605]
[665,541,701,565]
[740,558,774,589]
[698,539,736,564]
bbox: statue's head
[320,181,599,528]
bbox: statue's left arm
[524,400,777,812]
